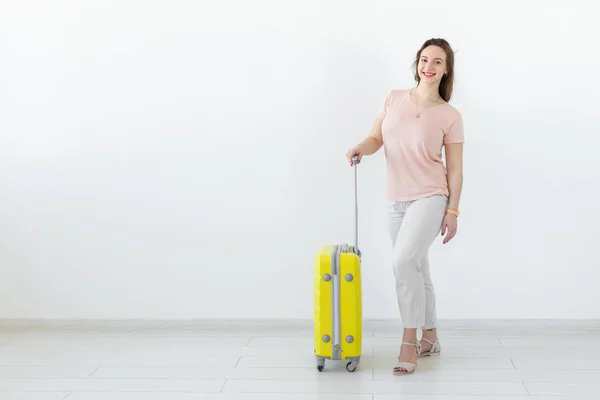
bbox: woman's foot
[419,328,441,357]
[420,328,437,350]
[393,341,421,375]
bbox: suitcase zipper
[331,244,358,361]
[331,245,341,360]
[331,245,340,360]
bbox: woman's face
[418,45,448,84]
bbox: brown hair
[412,38,455,102]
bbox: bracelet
[446,209,459,217]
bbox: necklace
[413,87,441,118]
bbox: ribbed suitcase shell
[314,243,362,372]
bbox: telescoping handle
[352,155,359,251]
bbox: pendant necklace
[413,87,441,118]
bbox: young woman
[346,38,464,375]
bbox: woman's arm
[441,142,463,244]
[347,118,384,164]
[445,143,463,211]
[359,118,384,155]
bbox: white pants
[387,194,448,329]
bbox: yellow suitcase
[314,156,362,372]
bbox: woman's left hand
[441,214,458,244]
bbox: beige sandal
[419,337,441,358]
[392,341,421,375]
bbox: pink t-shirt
[377,89,464,202]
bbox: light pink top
[377,89,464,202]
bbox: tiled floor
[0,319,600,399]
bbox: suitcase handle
[352,155,359,251]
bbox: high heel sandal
[419,337,441,358]
[392,341,421,375]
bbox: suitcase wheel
[316,357,326,372]
[346,358,360,372]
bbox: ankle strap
[421,337,435,345]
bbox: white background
[0,0,598,320]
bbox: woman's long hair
[412,38,455,102]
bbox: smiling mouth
[422,72,436,78]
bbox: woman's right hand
[346,145,363,166]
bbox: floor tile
[374,345,600,359]
[246,337,314,347]
[500,337,600,348]
[375,396,583,400]
[135,329,314,338]
[90,366,374,380]
[221,379,528,395]
[3,332,133,347]
[10,330,134,338]
[67,394,373,400]
[373,368,600,382]
[0,366,97,378]
[130,336,250,346]
[106,353,241,367]
[0,392,70,400]
[0,378,225,392]
[247,336,501,348]
[0,319,43,329]
[371,330,502,338]
[114,345,308,357]
[3,336,127,346]
[0,345,120,357]
[388,356,516,370]
[122,337,252,346]
[525,382,600,396]
[365,337,502,348]
[373,346,508,358]
[236,355,515,370]
[512,357,600,370]
[0,343,118,367]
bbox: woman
[346,38,464,375]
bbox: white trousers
[387,194,448,329]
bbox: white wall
[0,0,598,320]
